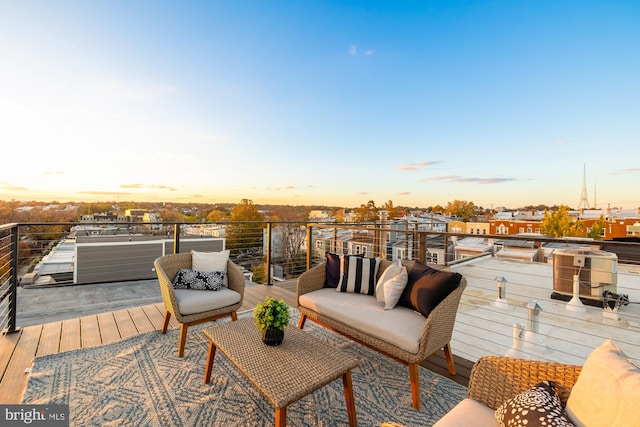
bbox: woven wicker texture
[466,356,582,410]
[154,252,245,323]
[204,317,359,409]
[296,260,467,364]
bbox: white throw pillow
[565,339,640,427]
[191,250,230,287]
[375,260,408,310]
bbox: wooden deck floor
[0,281,471,404]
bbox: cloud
[349,44,357,56]
[119,183,177,191]
[76,191,130,196]
[398,161,440,172]
[421,175,516,184]
[357,191,369,195]
[365,50,374,55]
[611,168,640,174]
[0,182,29,191]
[398,192,410,196]
[42,171,64,175]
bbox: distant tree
[431,204,445,214]
[445,200,478,221]
[382,200,403,219]
[251,263,267,284]
[226,199,265,256]
[206,210,227,222]
[540,205,586,238]
[269,206,308,277]
[353,200,380,222]
[587,216,606,240]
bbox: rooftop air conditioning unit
[552,248,617,302]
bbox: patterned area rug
[22,310,466,426]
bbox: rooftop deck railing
[2,220,640,366]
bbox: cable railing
[2,220,639,365]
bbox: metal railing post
[173,223,180,254]
[8,224,19,333]
[266,222,272,286]
[306,225,313,270]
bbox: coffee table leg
[342,370,357,427]
[275,406,286,427]
[204,341,217,384]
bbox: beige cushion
[299,288,426,353]
[375,261,408,310]
[565,339,640,427]
[174,287,241,315]
[433,398,498,427]
[191,250,229,286]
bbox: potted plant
[253,297,291,346]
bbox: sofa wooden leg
[178,324,188,358]
[409,363,421,410]
[443,343,457,375]
[162,311,171,334]
[297,314,307,329]
[231,311,237,321]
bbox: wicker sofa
[296,258,466,410]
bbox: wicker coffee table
[203,317,360,427]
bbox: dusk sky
[1,1,639,209]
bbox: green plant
[253,297,290,331]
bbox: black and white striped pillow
[336,256,381,295]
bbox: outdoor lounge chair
[154,252,245,357]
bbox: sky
[1,1,639,210]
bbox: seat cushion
[299,288,426,353]
[433,398,498,427]
[174,287,241,315]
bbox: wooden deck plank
[0,330,21,382]
[128,306,155,334]
[59,318,81,353]
[96,312,120,344]
[35,321,61,357]
[80,315,102,348]
[145,303,176,330]
[112,309,138,339]
[0,324,42,404]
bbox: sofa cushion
[191,250,230,286]
[174,287,241,315]
[336,256,381,295]
[172,268,225,291]
[495,381,574,427]
[375,261,408,310]
[324,252,364,288]
[398,260,462,317]
[565,339,640,427]
[299,288,426,353]
[433,398,498,427]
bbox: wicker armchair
[154,253,245,357]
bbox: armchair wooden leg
[297,314,307,329]
[443,343,457,375]
[162,311,171,334]
[178,323,188,358]
[409,363,421,410]
[231,311,237,321]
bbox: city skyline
[1,1,639,209]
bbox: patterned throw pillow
[495,381,574,427]
[172,269,225,291]
[336,255,381,295]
